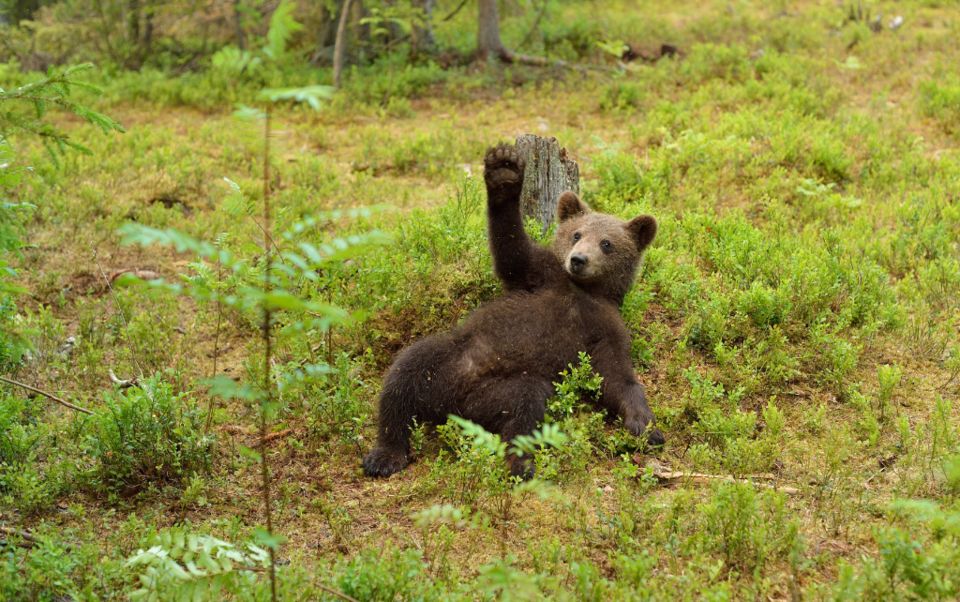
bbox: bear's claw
[362,446,409,478]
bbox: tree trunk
[333,0,354,88]
[127,0,140,43]
[477,0,506,60]
[412,0,435,54]
[318,2,338,46]
[515,135,580,231]
[141,1,154,51]
[234,0,246,50]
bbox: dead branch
[317,584,361,602]
[108,369,139,389]
[647,470,800,495]
[261,429,294,444]
[517,0,549,50]
[442,0,469,21]
[0,526,73,552]
[0,526,38,545]
[0,376,94,415]
[107,269,161,285]
[499,49,620,74]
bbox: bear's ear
[627,215,658,252]
[557,191,589,222]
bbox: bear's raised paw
[484,143,526,193]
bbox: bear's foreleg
[612,380,665,447]
[590,349,665,447]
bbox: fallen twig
[261,429,294,444]
[501,49,621,73]
[109,369,139,389]
[646,470,800,495]
[0,376,94,415]
[518,0,549,50]
[317,584,361,602]
[107,269,161,285]
[1,526,38,545]
[0,526,73,552]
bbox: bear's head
[552,191,657,304]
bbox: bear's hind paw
[362,446,410,478]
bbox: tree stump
[515,135,580,231]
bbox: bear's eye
[573,232,581,242]
[601,240,612,251]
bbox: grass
[1,0,960,600]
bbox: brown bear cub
[362,143,663,478]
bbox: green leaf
[232,104,266,122]
[265,0,304,59]
[238,445,262,463]
[198,550,219,573]
[257,86,335,111]
[252,527,287,551]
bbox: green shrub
[831,500,960,601]
[598,80,646,114]
[920,78,960,134]
[690,400,785,477]
[335,547,435,602]
[589,145,644,205]
[1,533,100,602]
[340,59,449,107]
[304,351,376,447]
[85,378,213,494]
[682,44,752,85]
[0,394,71,515]
[697,482,801,575]
[0,393,40,467]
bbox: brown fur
[362,143,663,478]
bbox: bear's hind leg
[363,337,458,478]
[462,376,553,480]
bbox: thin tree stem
[260,107,278,602]
[204,257,224,434]
[94,250,146,382]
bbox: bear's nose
[569,254,588,273]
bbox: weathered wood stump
[515,135,580,231]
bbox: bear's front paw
[362,446,409,478]
[484,143,526,201]
[645,428,665,448]
[624,413,665,448]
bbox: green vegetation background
[1,0,960,600]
